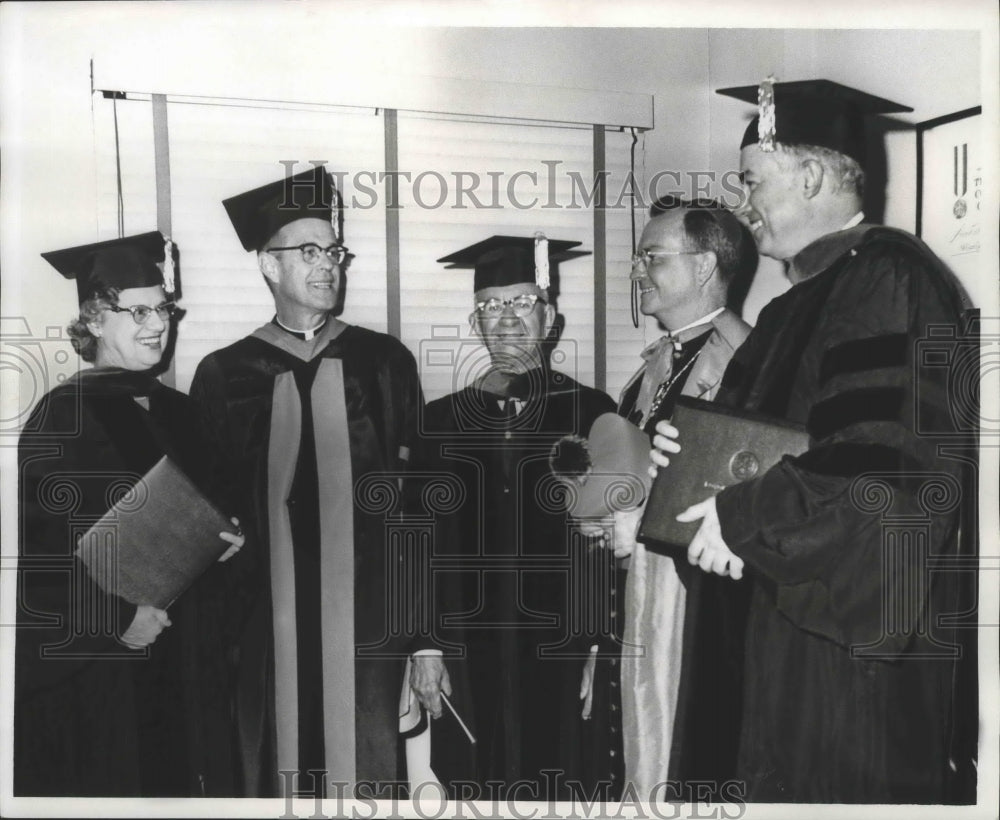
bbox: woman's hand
[217,516,245,562]
[122,605,171,648]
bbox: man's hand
[579,647,597,720]
[648,420,681,479]
[611,505,644,558]
[217,516,245,563]
[122,605,170,648]
[677,496,744,580]
[576,507,642,559]
[410,654,452,720]
[576,515,614,541]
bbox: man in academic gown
[421,235,616,801]
[189,166,448,798]
[652,79,978,803]
[578,201,755,802]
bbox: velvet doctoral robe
[189,319,424,798]
[712,225,977,803]
[14,367,235,796]
[421,366,615,800]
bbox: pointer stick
[441,692,476,744]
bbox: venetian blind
[94,96,645,401]
[97,97,387,394]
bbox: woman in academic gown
[13,232,244,797]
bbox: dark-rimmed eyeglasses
[266,243,351,265]
[106,302,177,324]
[475,294,542,319]
[630,249,700,272]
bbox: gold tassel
[163,237,175,294]
[758,75,777,152]
[331,182,343,244]
[533,231,549,290]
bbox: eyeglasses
[631,249,700,272]
[266,243,351,265]
[106,301,177,324]
[475,294,542,319]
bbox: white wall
[0,4,992,383]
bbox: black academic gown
[189,319,424,798]
[422,366,615,800]
[14,367,234,797]
[712,226,977,803]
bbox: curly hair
[67,286,119,363]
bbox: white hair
[777,143,865,199]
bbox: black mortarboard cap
[222,165,342,252]
[716,79,912,166]
[437,234,590,293]
[41,231,167,303]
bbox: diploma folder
[637,396,810,554]
[75,456,231,608]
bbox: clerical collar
[274,315,328,341]
[666,307,725,341]
[641,307,724,359]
